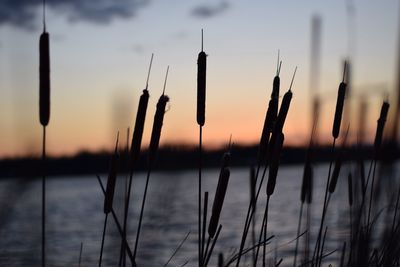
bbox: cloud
[0,0,149,30]
[191,1,230,19]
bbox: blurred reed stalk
[197,29,207,267]
[133,67,170,262]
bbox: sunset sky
[0,0,399,158]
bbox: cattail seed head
[272,76,280,100]
[374,101,390,150]
[130,89,149,166]
[39,31,50,126]
[348,173,353,206]
[208,167,230,238]
[104,134,120,214]
[329,156,342,193]
[197,51,207,126]
[258,97,278,164]
[274,89,293,134]
[267,132,284,196]
[332,82,346,139]
[149,94,169,165]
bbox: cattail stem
[262,197,270,267]
[318,227,328,267]
[312,138,336,266]
[198,125,203,267]
[164,231,191,267]
[236,162,269,267]
[41,126,46,267]
[391,184,400,234]
[133,168,152,260]
[250,167,257,267]
[254,196,269,266]
[348,202,353,266]
[203,225,222,267]
[293,203,304,267]
[304,202,311,266]
[98,214,108,267]
[201,191,208,266]
[366,160,378,232]
[203,235,211,267]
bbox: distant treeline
[0,144,398,178]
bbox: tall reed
[120,54,153,265]
[197,29,207,267]
[39,0,50,265]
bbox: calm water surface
[0,163,397,266]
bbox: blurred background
[1,0,399,158]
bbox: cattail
[197,30,206,126]
[258,98,278,163]
[267,132,284,196]
[332,61,347,139]
[208,167,230,238]
[130,54,153,166]
[39,31,50,126]
[328,156,342,193]
[104,133,120,214]
[130,89,149,165]
[374,101,390,150]
[148,67,170,165]
[348,173,353,206]
[274,87,294,133]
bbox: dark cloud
[191,1,229,19]
[0,0,149,30]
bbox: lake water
[0,163,398,266]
